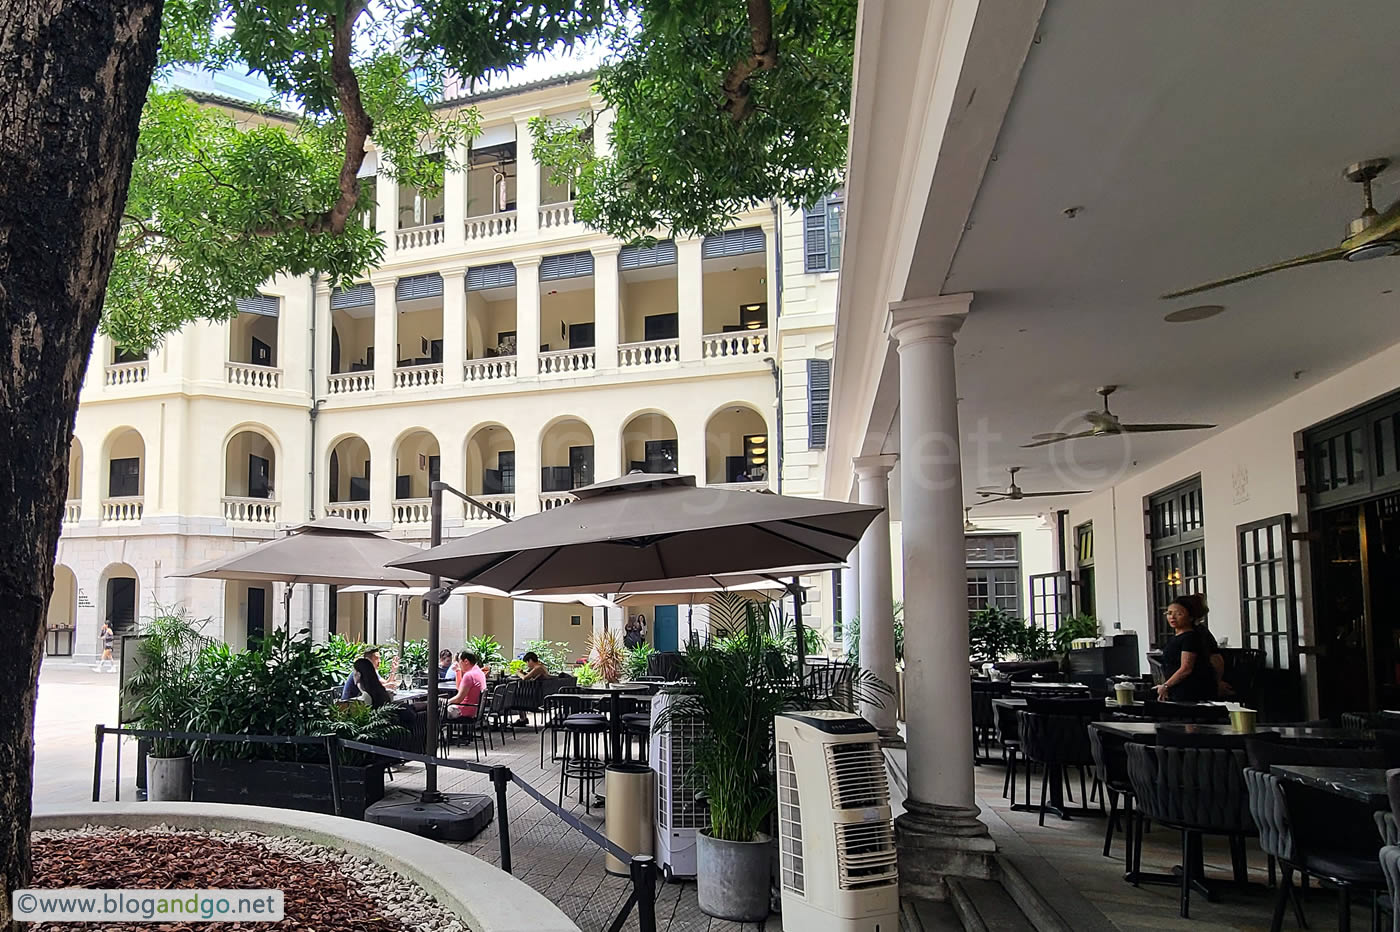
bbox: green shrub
[624,643,654,680]
[575,661,600,687]
[465,634,506,668]
[523,639,571,673]
[1053,613,1099,654]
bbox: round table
[576,682,652,763]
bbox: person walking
[94,622,116,673]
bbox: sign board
[77,589,93,609]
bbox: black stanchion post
[631,855,658,932]
[92,725,105,803]
[491,766,512,874]
[424,481,444,802]
[324,735,343,817]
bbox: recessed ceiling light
[1031,432,1067,442]
[1164,304,1226,323]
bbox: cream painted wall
[1067,340,1400,680]
[702,265,766,335]
[466,292,518,359]
[704,406,767,483]
[48,566,76,628]
[229,312,279,366]
[540,418,595,468]
[334,590,369,642]
[105,430,145,496]
[620,276,680,344]
[541,601,591,658]
[396,307,444,362]
[332,312,374,371]
[539,286,594,353]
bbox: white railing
[223,496,280,524]
[101,497,143,523]
[618,339,680,369]
[464,356,517,383]
[393,498,431,525]
[327,371,374,394]
[710,480,771,493]
[465,211,517,241]
[395,222,445,252]
[465,493,515,523]
[226,362,282,389]
[539,491,573,511]
[702,328,769,360]
[104,361,149,386]
[539,348,595,375]
[325,502,370,522]
[394,364,444,389]
[63,500,81,524]
[538,201,575,229]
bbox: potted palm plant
[123,608,210,801]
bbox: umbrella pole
[423,481,444,801]
[790,577,806,678]
[284,583,294,636]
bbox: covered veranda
[832,0,1400,923]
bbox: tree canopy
[110,0,855,350]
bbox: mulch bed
[28,832,406,931]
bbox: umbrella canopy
[339,584,621,611]
[388,474,879,592]
[519,573,790,603]
[178,517,431,588]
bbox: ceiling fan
[1020,386,1215,448]
[963,506,1010,533]
[975,466,1090,502]
[1163,158,1400,299]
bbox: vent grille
[656,711,708,830]
[330,283,374,309]
[834,821,898,889]
[396,273,444,301]
[825,742,889,809]
[540,251,594,281]
[235,294,279,318]
[777,740,804,895]
[619,240,677,270]
[701,226,765,259]
[467,263,517,291]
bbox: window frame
[803,193,844,273]
[1147,476,1206,647]
[966,533,1021,621]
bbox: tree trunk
[0,2,163,925]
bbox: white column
[854,455,899,741]
[376,163,398,259]
[592,106,615,158]
[593,245,620,372]
[443,140,467,250]
[369,433,394,525]
[513,601,543,657]
[514,116,541,237]
[313,284,333,395]
[889,294,993,878]
[841,553,861,656]
[677,237,703,362]
[372,279,396,392]
[441,267,467,388]
[514,258,541,378]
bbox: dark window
[966,534,1020,620]
[570,445,594,489]
[644,439,678,474]
[568,322,595,349]
[108,457,140,497]
[644,313,679,341]
[804,194,844,272]
[495,451,516,494]
[247,454,270,499]
[1303,389,1400,508]
[112,345,147,365]
[832,569,844,646]
[807,358,831,449]
[1238,514,1299,673]
[1148,476,1206,647]
[1075,522,1096,618]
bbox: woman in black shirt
[1156,593,1219,702]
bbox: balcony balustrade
[465,211,517,241]
[226,362,282,389]
[538,201,576,230]
[395,222,445,252]
[618,339,680,369]
[325,502,370,522]
[101,497,144,523]
[539,491,573,511]
[394,364,444,389]
[464,357,517,383]
[466,493,515,523]
[393,498,432,525]
[702,328,769,360]
[710,480,770,493]
[63,500,81,524]
[327,371,374,395]
[223,496,280,524]
[105,361,149,387]
[539,348,595,376]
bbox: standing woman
[1155,593,1219,701]
[96,621,116,673]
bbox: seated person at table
[447,651,486,720]
[512,652,548,725]
[1156,594,1219,702]
[342,647,380,700]
[436,649,455,682]
[352,657,416,729]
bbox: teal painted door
[654,605,679,652]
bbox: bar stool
[559,713,609,813]
[621,712,651,763]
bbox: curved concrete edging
[33,803,580,932]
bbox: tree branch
[314,0,372,235]
[721,0,778,123]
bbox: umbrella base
[365,790,494,841]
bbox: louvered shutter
[701,227,765,259]
[807,358,831,449]
[618,240,677,270]
[540,251,595,281]
[236,294,280,317]
[330,284,374,309]
[804,199,830,272]
[396,273,444,301]
[467,263,517,291]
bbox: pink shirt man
[448,657,486,719]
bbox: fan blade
[1161,245,1348,299]
[1020,430,1095,448]
[977,491,1010,501]
[1016,490,1092,497]
[1341,199,1400,251]
[1120,423,1216,433]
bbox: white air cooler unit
[775,711,898,932]
[650,687,709,880]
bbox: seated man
[513,651,548,726]
[435,648,455,682]
[447,651,486,721]
[342,647,381,701]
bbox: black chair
[558,714,609,813]
[1381,771,1400,932]
[1017,710,1098,825]
[621,712,651,763]
[484,681,518,744]
[996,701,1032,807]
[1126,743,1255,918]
[1089,723,1136,861]
[511,678,545,728]
[439,700,488,761]
[971,680,1010,763]
[540,694,604,766]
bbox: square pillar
[443,140,468,250]
[677,238,703,362]
[514,257,541,378]
[372,278,397,393]
[593,245,621,372]
[514,115,541,237]
[853,454,900,743]
[313,283,333,395]
[513,601,543,657]
[441,267,467,388]
[368,434,394,525]
[375,162,398,259]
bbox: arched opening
[540,418,594,506]
[705,406,770,485]
[46,565,77,656]
[327,435,371,520]
[465,425,515,519]
[621,412,678,475]
[102,429,145,522]
[224,430,278,523]
[392,430,441,524]
[98,563,140,665]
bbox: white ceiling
[918,0,1400,514]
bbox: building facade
[49,74,847,664]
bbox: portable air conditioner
[775,711,898,932]
[650,687,709,880]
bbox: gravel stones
[30,824,468,932]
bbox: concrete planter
[145,755,191,802]
[191,758,384,819]
[696,831,771,921]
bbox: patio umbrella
[178,517,431,633]
[389,474,881,668]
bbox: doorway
[106,577,136,631]
[653,605,679,652]
[1312,495,1400,716]
[247,586,267,648]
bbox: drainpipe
[308,272,320,520]
[768,199,785,492]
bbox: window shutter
[330,283,374,309]
[804,199,830,272]
[618,240,678,270]
[701,227,766,259]
[467,263,517,291]
[235,294,280,317]
[540,251,595,281]
[396,273,444,301]
[807,358,832,449]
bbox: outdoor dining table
[1090,721,1375,745]
[576,682,652,764]
[1272,765,1389,809]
